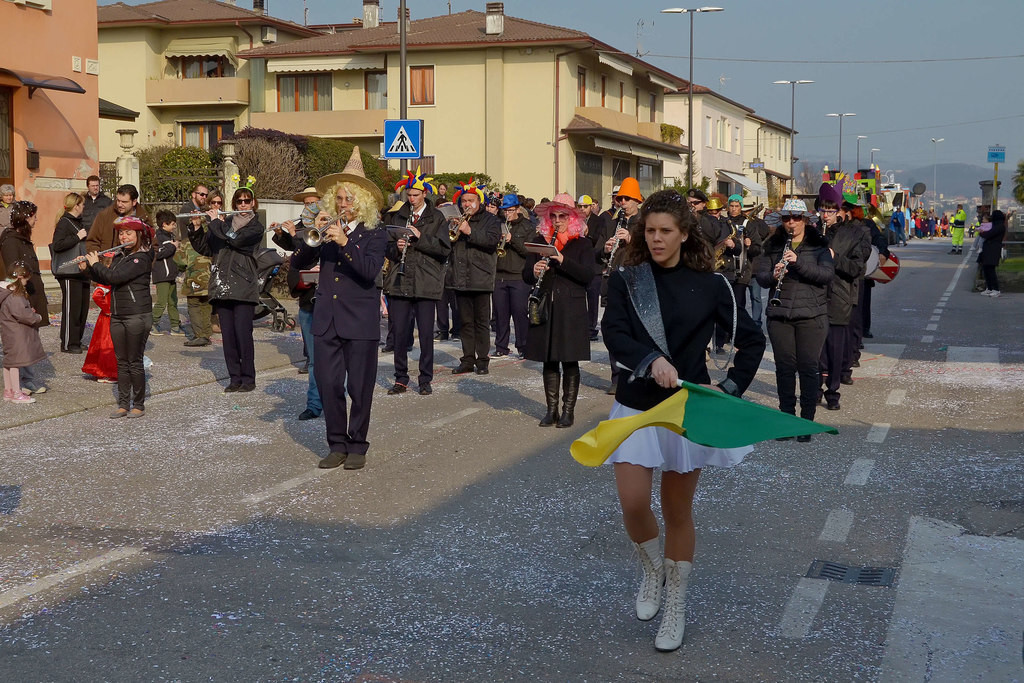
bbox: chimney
[485,2,504,36]
[362,0,380,29]
[253,0,266,16]
[396,5,410,34]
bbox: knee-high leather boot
[539,369,560,426]
[556,366,580,428]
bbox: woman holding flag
[600,189,765,652]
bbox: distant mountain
[902,163,999,202]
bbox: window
[0,88,12,185]
[181,120,235,151]
[612,158,631,187]
[179,56,235,79]
[704,116,712,147]
[717,118,727,150]
[718,180,730,196]
[410,65,434,106]
[601,76,607,108]
[635,88,640,120]
[365,71,387,110]
[649,92,656,123]
[619,82,624,113]
[577,67,586,107]
[576,152,602,203]
[637,161,662,198]
[278,74,332,112]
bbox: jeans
[109,312,150,410]
[455,291,491,368]
[214,301,255,385]
[748,281,764,331]
[982,265,999,291]
[298,308,322,414]
[492,279,529,354]
[768,315,828,420]
[152,281,180,327]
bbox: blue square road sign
[383,119,423,159]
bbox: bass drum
[867,248,900,283]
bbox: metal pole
[687,11,694,189]
[788,83,795,196]
[932,147,937,209]
[837,116,843,173]
[399,0,408,176]
[993,162,999,210]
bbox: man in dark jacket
[383,172,450,395]
[151,210,184,335]
[81,175,112,233]
[687,188,729,246]
[447,181,501,375]
[177,183,210,241]
[726,195,771,332]
[816,185,869,411]
[493,195,534,358]
[578,194,604,341]
[87,184,150,253]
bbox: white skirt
[604,401,752,474]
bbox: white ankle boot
[655,559,692,652]
[634,538,663,621]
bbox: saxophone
[714,218,738,271]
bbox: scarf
[231,211,253,233]
[554,229,573,251]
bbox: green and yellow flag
[570,381,838,467]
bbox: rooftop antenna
[448,1,452,14]
[303,0,308,25]
[719,73,731,87]
[635,19,648,57]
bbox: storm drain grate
[806,561,897,587]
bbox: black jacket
[80,192,112,232]
[977,218,1006,267]
[152,229,179,284]
[188,214,264,304]
[444,208,501,292]
[0,228,50,327]
[89,249,154,317]
[602,262,765,411]
[822,220,870,325]
[726,214,770,286]
[496,215,535,281]
[51,212,88,281]
[522,234,595,362]
[755,227,834,322]
[382,200,451,300]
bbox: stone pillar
[221,139,239,198]
[115,129,140,191]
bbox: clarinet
[529,256,550,305]
[602,208,627,277]
[398,216,416,276]
[768,236,794,306]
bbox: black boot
[539,370,560,426]
[556,368,581,428]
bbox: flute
[175,209,247,219]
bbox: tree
[1013,159,1024,205]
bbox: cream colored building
[238,2,687,201]
[743,114,794,204]
[97,0,317,160]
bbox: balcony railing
[146,77,249,107]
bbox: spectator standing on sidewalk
[0,265,46,405]
[80,175,112,233]
[151,210,185,336]
[978,210,1006,297]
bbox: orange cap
[616,177,643,203]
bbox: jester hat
[394,166,437,195]
[452,178,485,205]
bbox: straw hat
[314,146,384,206]
[291,186,321,203]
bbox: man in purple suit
[293,148,387,470]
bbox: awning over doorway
[99,98,140,122]
[0,68,85,98]
[719,170,767,197]
[165,37,239,66]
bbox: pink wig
[535,192,586,241]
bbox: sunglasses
[236,197,253,205]
[195,192,208,197]
[688,200,703,207]
[551,213,570,221]
[782,214,804,222]
[210,200,223,205]
[820,209,838,215]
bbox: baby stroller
[252,248,296,332]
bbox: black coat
[726,214,770,286]
[152,229,179,284]
[89,249,154,317]
[382,201,451,300]
[51,212,88,281]
[188,214,264,304]
[522,235,595,362]
[755,226,834,322]
[602,262,765,411]
[0,229,49,327]
[495,215,535,281]
[823,220,870,325]
[80,192,112,232]
[444,209,501,292]
[977,218,1006,267]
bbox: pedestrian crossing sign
[383,119,423,159]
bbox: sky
[101,0,1024,180]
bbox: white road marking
[425,407,482,429]
[936,302,946,308]
[0,547,143,610]
[844,458,875,486]
[929,316,941,322]
[926,324,938,331]
[818,508,854,543]
[932,309,943,314]
[778,577,829,638]
[866,424,890,443]
[947,346,999,363]
[921,335,934,343]
[243,469,328,504]
[853,344,906,377]
[879,517,1024,682]
[886,389,906,406]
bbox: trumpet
[448,210,474,242]
[496,221,511,257]
[303,210,353,248]
[768,236,794,307]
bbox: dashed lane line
[243,469,328,505]
[926,324,938,331]
[844,458,875,486]
[778,578,829,638]
[818,508,854,543]
[886,389,906,406]
[866,423,891,443]
[424,406,482,429]
[0,547,143,610]
[921,335,934,343]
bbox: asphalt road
[0,237,1021,682]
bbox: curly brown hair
[621,189,714,272]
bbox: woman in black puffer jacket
[87,216,154,418]
[755,200,834,428]
[189,186,264,392]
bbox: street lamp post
[856,135,867,170]
[826,113,856,172]
[870,148,880,167]
[931,137,944,208]
[662,6,724,189]
[773,79,813,196]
